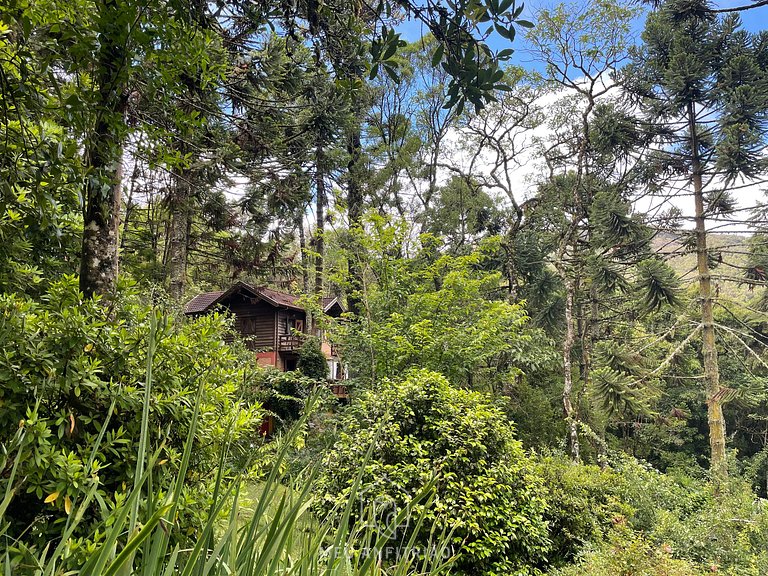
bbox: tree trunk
[168,171,191,300]
[80,149,123,298]
[562,275,580,461]
[79,0,129,298]
[583,280,608,466]
[346,125,364,316]
[120,159,140,251]
[298,215,310,296]
[688,102,727,479]
[315,145,326,306]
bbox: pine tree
[525,0,676,461]
[628,0,768,478]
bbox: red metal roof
[185,283,346,315]
[257,286,302,310]
[184,290,224,314]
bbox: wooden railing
[328,382,349,399]
[278,334,304,351]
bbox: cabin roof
[184,282,345,315]
[184,290,225,314]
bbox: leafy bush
[0,277,263,553]
[260,369,313,424]
[547,455,768,575]
[535,455,632,566]
[250,368,337,430]
[297,336,329,381]
[550,527,703,576]
[648,478,768,575]
[315,369,550,576]
[1,396,457,576]
[609,456,710,533]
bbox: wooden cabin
[185,282,348,393]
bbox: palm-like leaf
[635,259,682,313]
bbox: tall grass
[1,315,454,576]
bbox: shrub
[297,336,329,381]
[315,369,550,576]
[265,370,311,421]
[256,368,336,428]
[609,456,709,533]
[550,527,703,576]
[648,477,768,575]
[535,454,632,566]
[0,277,263,554]
[1,400,457,576]
[549,455,768,575]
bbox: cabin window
[286,316,304,334]
[328,360,344,380]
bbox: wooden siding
[277,309,307,335]
[227,297,276,350]
[236,315,275,350]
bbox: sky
[396,0,768,69]
[395,1,768,232]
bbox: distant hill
[652,231,754,302]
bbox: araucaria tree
[628,0,768,478]
[526,0,675,460]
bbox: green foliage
[541,455,768,575]
[256,368,337,430]
[649,478,768,575]
[315,369,550,576]
[0,277,263,552]
[601,458,768,574]
[550,527,703,576]
[636,259,682,313]
[591,367,652,418]
[502,376,565,450]
[0,12,83,292]
[589,188,647,251]
[535,455,633,566]
[607,456,709,534]
[1,395,457,576]
[420,177,505,251]
[339,216,556,390]
[297,336,330,381]
[631,0,768,180]
[264,370,311,425]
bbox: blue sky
[393,1,768,222]
[396,0,768,74]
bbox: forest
[2,0,768,574]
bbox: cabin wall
[277,309,306,335]
[226,296,276,350]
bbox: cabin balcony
[328,381,349,399]
[278,333,305,351]
[280,334,342,357]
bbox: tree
[525,0,674,460]
[627,0,768,478]
[297,336,330,381]
[4,0,533,300]
[440,66,544,271]
[0,5,82,293]
[421,176,506,252]
[315,369,550,576]
[335,215,554,390]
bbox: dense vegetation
[2,0,768,574]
